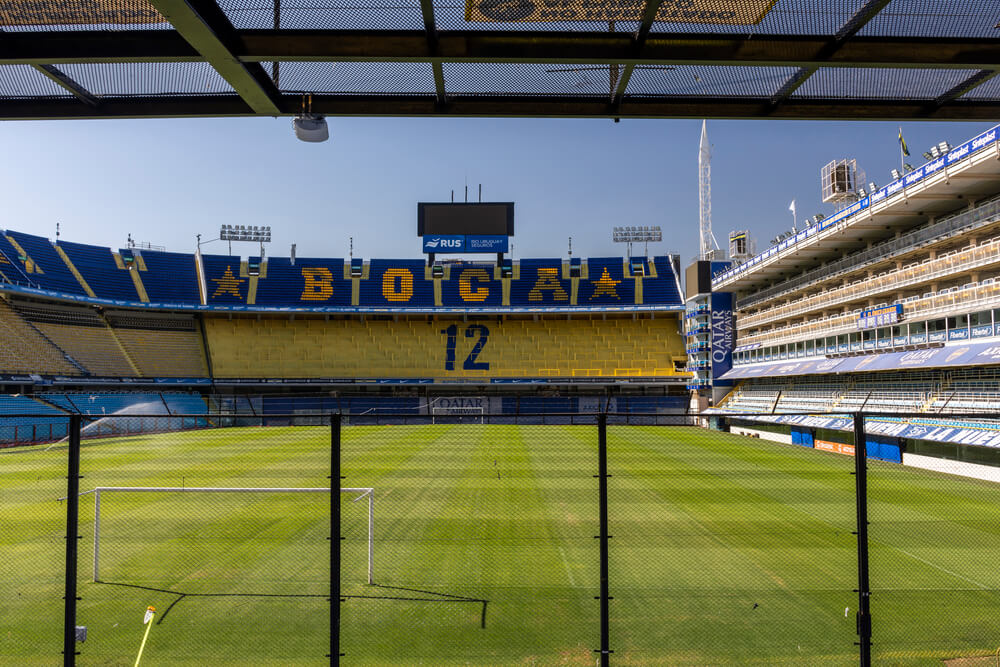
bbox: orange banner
[814,440,856,456]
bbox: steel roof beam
[418,0,447,108]
[612,0,666,111]
[143,0,281,114]
[931,70,999,108]
[769,0,895,109]
[3,95,999,121]
[4,31,1000,70]
[33,64,98,106]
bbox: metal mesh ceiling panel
[961,76,1000,101]
[858,0,1000,38]
[54,63,235,96]
[275,62,436,95]
[435,0,639,32]
[650,0,871,35]
[0,65,73,98]
[0,0,171,31]
[792,68,982,100]
[443,63,623,96]
[2,0,998,119]
[216,0,425,29]
[627,65,799,98]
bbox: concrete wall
[731,426,792,444]
[903,453,1000,483]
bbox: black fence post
[853,412,872,666]
[595,414,611,666]
[330,413,342,664]
[63,414,81,667]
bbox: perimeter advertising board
[465,0,777,23]
[2,0,164,24]
[711,291,734,383]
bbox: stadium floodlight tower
[613,225,662,258]
[698,120,721,260]
[219,224,272,258]
[821,159,865,211]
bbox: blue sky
[0,116,991,264]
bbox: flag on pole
[898,127,910,156]
[135,606,156,667]
[789,200,796,215]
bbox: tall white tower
[698,120,716,260]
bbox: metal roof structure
[1,0,999,120]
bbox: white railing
[738,235,1000,329]
[738,281,1000,349]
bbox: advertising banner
[422,235,466,253]
[422,235,509,253]
[710,292,734,382]
[464,0,777,23]
[1,0,164,25]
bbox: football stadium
[6,123,1000,665]
[6,0,1000,665]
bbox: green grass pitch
[3,424,1000,665]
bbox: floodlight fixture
[930,145,941,158]
[938,141,951,154]
[219,224,272,243]
[857,187,867,197]
[613,225,662,256]
[890,169,902,180]
[922,151,933,160]
[218,224,273,256]
[612,225,663,243]
[903,163,914,173]
[868,182,878,193]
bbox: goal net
[431,406,485,424]
[84,486,374,588]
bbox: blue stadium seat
[361,260,434,308]
[256,257,351,307]
[0,395,69,445]
[5,231,86,295]
[58,240,139,301]
[441,262,502,307]
[134,250,200,304]
[582,257,634,305]
[202,254,249,305]
[644,256,683,306]
[513,259,569,305]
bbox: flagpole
[134,607,156,667]
[900,126,904,173]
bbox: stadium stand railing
[738,279,1000,348]
[737,193,1000,310]
[739,233,1000,329]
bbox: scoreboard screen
[417,203,514,236]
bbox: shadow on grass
[96,581,490,629]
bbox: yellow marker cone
[134,606,156,667]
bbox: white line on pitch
[558,546,576,587]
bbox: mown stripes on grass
[3,424,1000,665]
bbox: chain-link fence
[3,410,1000,665]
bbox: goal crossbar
[86,486,374,584]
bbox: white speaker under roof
[293,115,329,143]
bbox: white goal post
[79,486,374,585]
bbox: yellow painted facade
[204,315,687,378]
